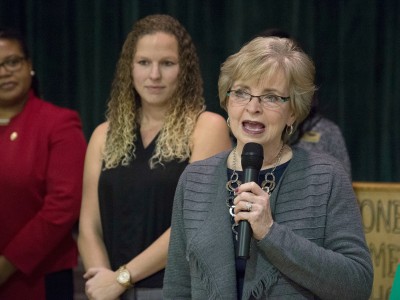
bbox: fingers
[83,267,100,279]
[233,182,264,205]
[232,182,274,240]
[235,181,263,196]
[245,202,252,212]
[233,182,267,208]
[233,200,254,215]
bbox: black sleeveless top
[98,132,188,288]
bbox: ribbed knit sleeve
[257,149,373,300]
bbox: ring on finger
[246,202,252,212]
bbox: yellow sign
[353,182,400,300]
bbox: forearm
[78,232,111,270]
[125,228,170,284]
[81,229,170,300]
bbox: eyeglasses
[0,56,26,72]
[227,89,290,109]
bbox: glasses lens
[261,95,279,108]
[2,57,24,72]
[230,90,249,105]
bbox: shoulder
[186,150,229,173]
[26,98,85,142]
[195,111,227,128]
[190,111,232,162]
[88,122,108,147]
[179,151,229,186]
[192,110,229,139]
[292,147,337,166]
[32,97,80,121]
[91,122,109,137]
[312,116,343,136]
[290,147,348,179]
[280,148,351,201]
[191,150,230,166]
[315,116,339,127]
[25,97,83,138]
[82,122,108,163]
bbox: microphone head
[241,143,264,170]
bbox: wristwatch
[116,265,134,289]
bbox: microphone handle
[237,167,259,259]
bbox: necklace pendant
[226,195,235,207]
[226,179,242,192]
[262,172,276,193]
[232,223,238,240]
[229,206,236,217]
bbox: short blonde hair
[218,37,316,141]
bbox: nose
[246,96,263,113]
[149,63,161,79]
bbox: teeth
[243,121,264,133]
[243,121,264,129]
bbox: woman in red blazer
[0,28,87,299]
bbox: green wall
[1,0,399,181]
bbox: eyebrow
[133,54,179,60]
[1,55,23,60]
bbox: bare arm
[78,122,110,270]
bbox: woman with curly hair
[78,14,232,300]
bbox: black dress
[98,131,188,288]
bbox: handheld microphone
[237,142,264,259]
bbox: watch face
[118,270,130,283]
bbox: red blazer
[0,91,87,298]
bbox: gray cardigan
[163,148,373,299]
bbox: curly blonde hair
[103,14,205,169]
[219,37,316,142]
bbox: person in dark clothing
[77,14,231,300]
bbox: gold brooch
[10,132,18,141]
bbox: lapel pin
[10,132,18,141]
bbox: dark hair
[256,28,320,145]
[0,27,40,96]
[0,28,30,57]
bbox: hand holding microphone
[236,142,264,259]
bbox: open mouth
[242,121,265,134]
